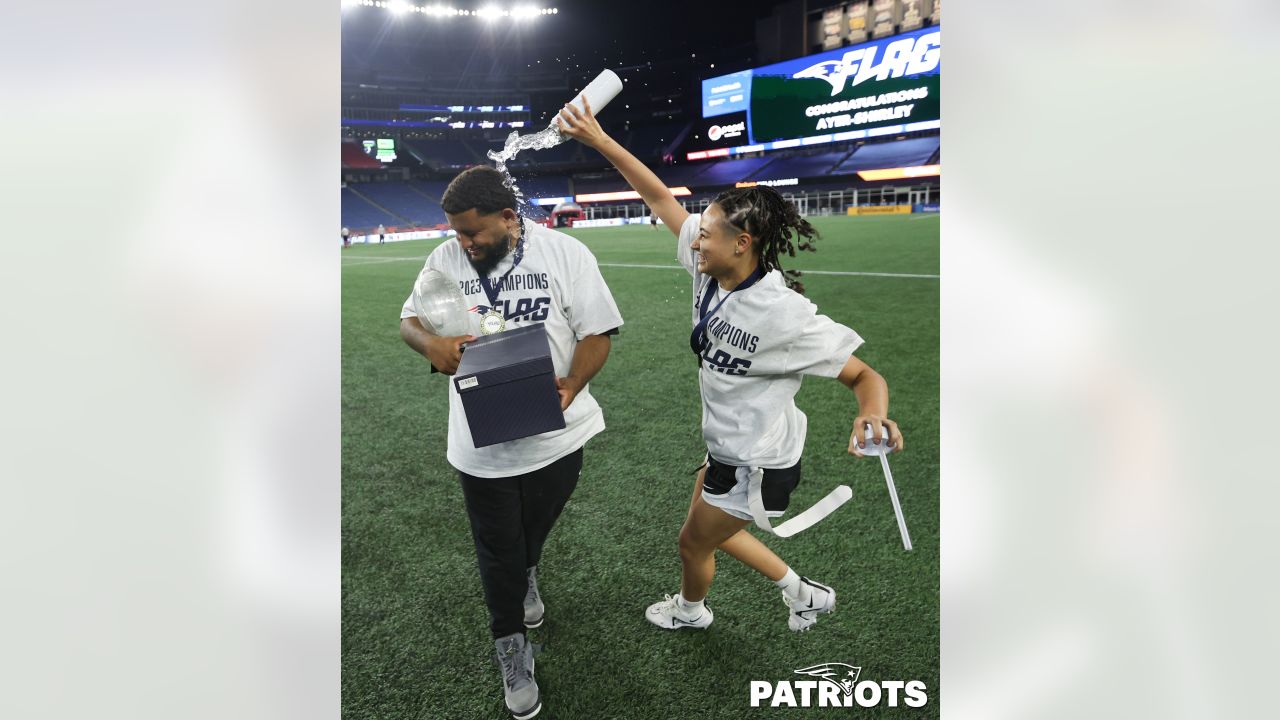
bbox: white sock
[776,568,809,602]
[676,594,704,615]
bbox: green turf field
[342,214,939,718]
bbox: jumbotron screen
[697,26,939,155]
[361,138,397,163]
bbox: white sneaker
[645,594,714,630]
[783,577,836,631]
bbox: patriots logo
[793,663,861,696]
[791,60,853,96]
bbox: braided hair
[711,186,818,294]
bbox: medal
[476,235,525,336]
[479,309,507,335]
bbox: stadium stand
[342,187,400,229]
[625,125,675,160]
[692,156,779,186]
[410,179,451,201]
[522,204,551,221]
[342,141,382,169]
[402,138,480,169]
[652,163,714,188]
[833,137,941,174]
[750,151,849,181]
[511,174,572,199]
[572,171,632,195]
[511,140,582,166]
[349,182,449,226]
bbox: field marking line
[341,256,422,265]
[598,262,939,279]
[342,257,938,279]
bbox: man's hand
[556,96,611,149]
[848,415,904,457]
[555,375,583,412]
[424,334,475,376]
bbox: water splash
[487,125,570,217]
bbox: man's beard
[467,233,514,276]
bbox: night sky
[341,1,787,129]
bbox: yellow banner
[857,164,941,181]
[847,205,914,216]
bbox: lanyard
[477,237,526,310]
[689,265,765,357]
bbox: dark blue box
[453,322,566,448]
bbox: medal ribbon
[688,264,765,357]
[477,236,526,314]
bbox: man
[377,223,386,245]
[341,226,350,247]
[399,166,622,720]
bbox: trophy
[411,267,471,337]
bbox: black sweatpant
[458,448,583,639]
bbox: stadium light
[349,3,559,18]
[577,188,691,203]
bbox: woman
[558,99,903,632]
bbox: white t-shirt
[678,213,863,468]
[401,222,624,478]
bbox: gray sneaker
[495,633,541,719]
[524,566,545,629]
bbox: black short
[702,455,802,513]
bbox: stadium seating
[510,174,572,200]
[342,142,383,169]
[692,156,779,187]
[750,151,848,181]
[342,187,401,229]
[652,163,714,188]
[833,137,941,174]
[349,182,449,227]
[572,171,631,196]
[522,205,550,221]
[403,139,481,168]
[410,179,451,201]
[625,125,675,159]
[513,140,582,167]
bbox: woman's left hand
[848,415,903,456]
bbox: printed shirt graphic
[678,214,862,468]
[401,222,624,477]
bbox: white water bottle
[553,69,623,127]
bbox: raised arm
[557,97,690,236]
